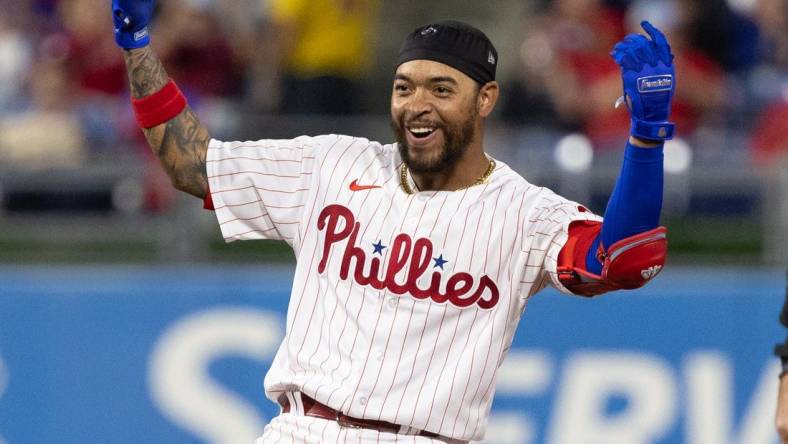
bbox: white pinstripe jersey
[206,134,601,441]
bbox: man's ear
[477,81,499,117]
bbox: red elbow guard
[558,224,667,297]
[601,226,667,288]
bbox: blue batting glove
[611,21,676,141]
[112,0,155,49]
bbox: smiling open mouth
[408,127,436,139]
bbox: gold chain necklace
[400,158,496,195]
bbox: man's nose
[404,88,432,116]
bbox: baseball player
[112,1,674,442]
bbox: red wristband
[132,80,188,128]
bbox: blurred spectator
[0,0,86,168]
[501,0,626,133]
[267,0,380,114]
[681,0,759,73]
[749,0,788,165]
[751,96,788,165]
[753,0,788,69]
[504,0,729,148]
[0,2,34,112]
[154,0,244,99]
[59,0,127,96]
[212,0,277,109]
[0,57,85,168]
[0,0,777,166]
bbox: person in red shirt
[506,0,727,149]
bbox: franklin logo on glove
[638,75,673,93]
[133,28,148,42]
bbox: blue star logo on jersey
[433,254,448,270]
[372,240,386,255]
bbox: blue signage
[0,265,783,443]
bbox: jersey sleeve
[524,190,603,296]
[206,135,320,247]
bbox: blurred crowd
[0,0,379,170]
[502,0,787,159]
[0,0,785,173]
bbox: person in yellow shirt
[269,0,379,114]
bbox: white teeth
[409,127,434,134]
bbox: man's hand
[113,0,156,49]
[778,373,788,443]
[611,21,676,142]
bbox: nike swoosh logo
[349,179,381,191]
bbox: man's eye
[395,84,409,92]
[435,86,450,94]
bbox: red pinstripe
[359,292,403,418]
[211,184,256,194]
[213,198,263,209]
[453,187,518,436]
[291,139,370,376]
[323,173,401,409]
[219,212,271,226]
[266,204,306,209]
[285,136,351,373]
[293,138,356,371]
[388,193,460,426]
[208,170,308,179]
[225,142,316,151]
[421,307,464,431]
[365,192,436,419]
[307,175,393,401]
[310,165,398,401]
[404,185,481,430]
[379,193,448,420]
[343,193,415,413]
[296,136,343,245]
[222,227,280,239]
[249,187,310,194]
[466,197,539,439]
[303,157,390,397]
[427,194,449,238]
[206,156,309,163]
[332,141,370,202]
[436,307,480,432]
[443,187,506,434]
[219,213,300,227]
[423,195,488,431]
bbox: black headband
[396,20,498,85]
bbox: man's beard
[392,106,477,175]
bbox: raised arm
[114,1,210,199]
[556,21,673,296]
[123,47,210,198]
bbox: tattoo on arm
[158,108,210,198]
[124,47,169,98]
[122,47,210,198]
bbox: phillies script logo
[317,205,500,309]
